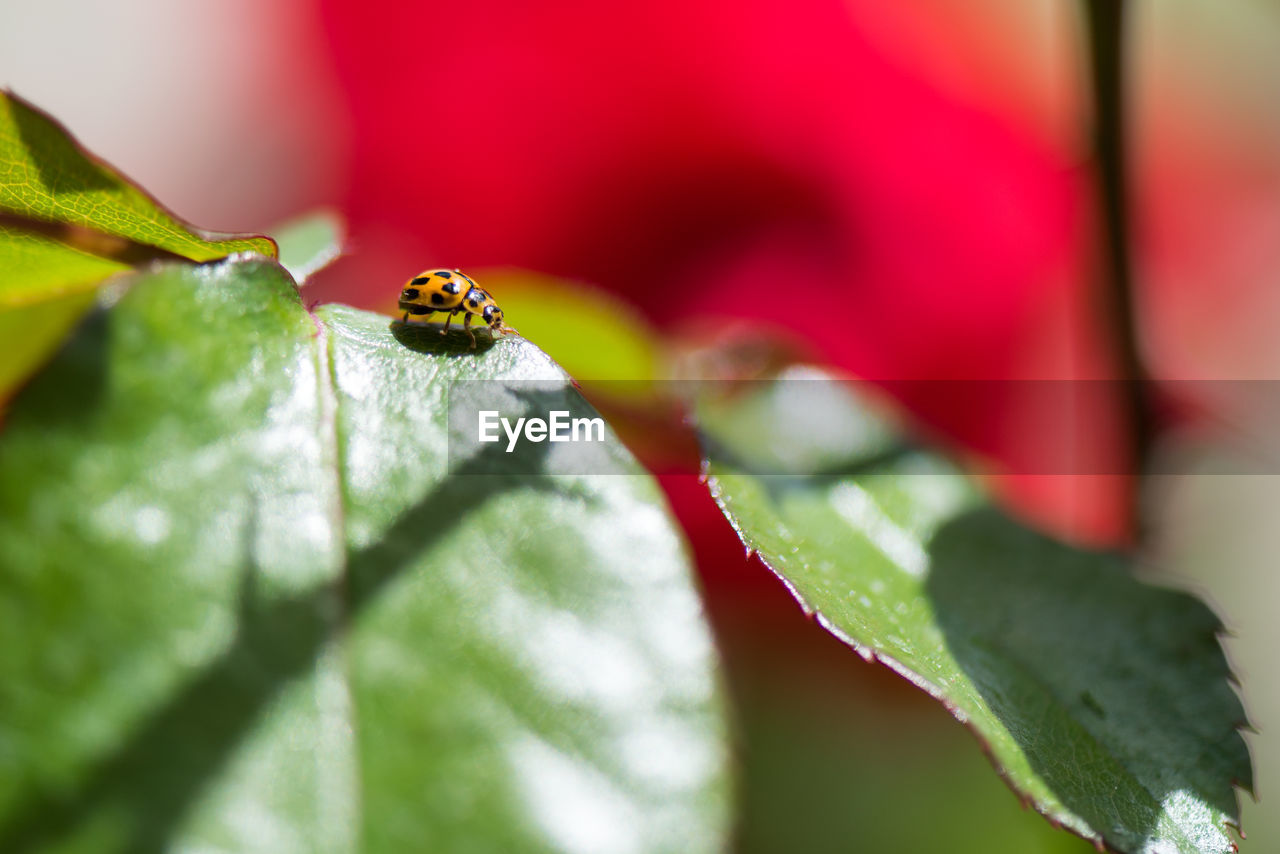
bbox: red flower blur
[315,0,1129,540]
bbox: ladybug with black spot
[398,268,518,348]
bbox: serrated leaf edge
[703,464,1249,854]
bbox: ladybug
[398,268,518,349]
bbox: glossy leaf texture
[695,367,1252,854]
[0,256,728,853]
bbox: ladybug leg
[463,312,477,349]
[404,308,434,325]
[440,310,454,336]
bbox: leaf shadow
[0,386,579,853]
[923,506,1252,852]
[391,318,499,356]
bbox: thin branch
[1083,0,1154,516]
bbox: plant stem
[1083,0,1153,521]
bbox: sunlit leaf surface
[0,257,728,853]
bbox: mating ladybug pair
[398,268,517,349]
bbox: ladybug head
[482,304,517,336]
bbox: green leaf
[0,257,729,853]
[0,224,129,308]
[0,225,128,407]
[274,210,343,285]
[696,367,1251,854]
[0,91,274,261]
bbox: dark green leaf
[0,257,728,853]
[697,367,1251,854]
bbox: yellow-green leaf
[0,92,280,407]
[0,92,274,261]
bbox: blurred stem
[1083,0,1153,523]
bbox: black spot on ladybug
[431,293,446,306]
[444,282,462,295]
[437,270,453,279]
[402,288,420,300]
[411,276,430,285]
[407,305,432,315]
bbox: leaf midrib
[313,303,364,849]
